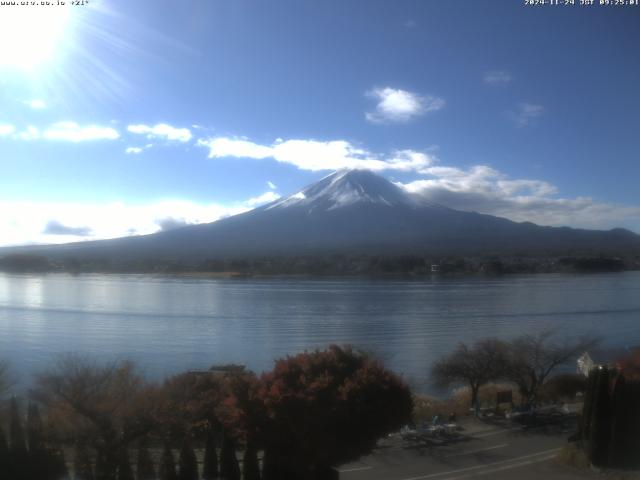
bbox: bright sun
[0,5,72,69]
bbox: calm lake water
[1,271,640,391]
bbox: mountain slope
[4,169,640,262]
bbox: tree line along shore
[0,252,636,276]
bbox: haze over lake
[2,272,640,391]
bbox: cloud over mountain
[43,220,92,237]
[399,166,640,229]
[198,137,435,173]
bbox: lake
[1,271,640,391]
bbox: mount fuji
[4,169,640,262]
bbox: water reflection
[0,272,639,391]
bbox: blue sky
[0,0,639,245]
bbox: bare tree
[32,354,160,480]
[431,338,510,408]
[504,330,600,406]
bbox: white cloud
[198,137,436,173]
[0,124,15,137]
[398,165,640,229]
[512,103,544,128]
[127,123,192,142]
[0,186,293,247]
[0,200,252,247]
[483,71,512,85]
[25,99,47,109]
[245,191,281,207]
[15,126,40,140]
[43,122,120,142]
[267,181,277,190]
[365,87,444,124]
[126,143,154,154]
[203,137,273,159]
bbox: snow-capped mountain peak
[266,169,419,211]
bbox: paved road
[338,420,595,480]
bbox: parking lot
[337,414,596,480]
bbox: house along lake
[1,271,639,391]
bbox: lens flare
[0,4,71,69]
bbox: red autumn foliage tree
[216,371,266,444]
[217,372,265,480]
[617,349,640,380]
[159,370,226,438]
[258,345,413,479]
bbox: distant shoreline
[0,252,637,277]
[0,267,637,279]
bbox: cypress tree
[26,403,44,452]
[260,449,295,480]
[48,447,69,480]
[580,369,598,447]
[117,448,134,480]
[9,397,29,480]
[94,449,118,480]
[178,440,198,480]
[608,374,628,468]
[260,449,277,480]
[0,426,10,478]
[136,440,156,480]
[626,379,640,468]
[219,434,240,480]
[74,445,95,480]
[27,403,47,480]
[158,443,178,480]
[242,442,260,480]
[587,367,611,466]
[202,433,219,480]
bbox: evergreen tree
[0,426,10,478]
[580,369,598,448]
[629,380,640,467]
[260,449,295,480]
[94,449,118,480]
[242,442,260,480]
[27,403,44,452]
[136,440,156,480]
[219,434,240,480]
[587,367,611,466]
[608,374,629,468]
[201,433,219,480]
[9,397,29,480]
[178,440,198,480]
[260,449,277,480]
[48,447,69,480]
[117,448,134,480]
[158,444,178,480]
[27,403,48,480]
[74,445,95,480]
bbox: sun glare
[0,5,72,69]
